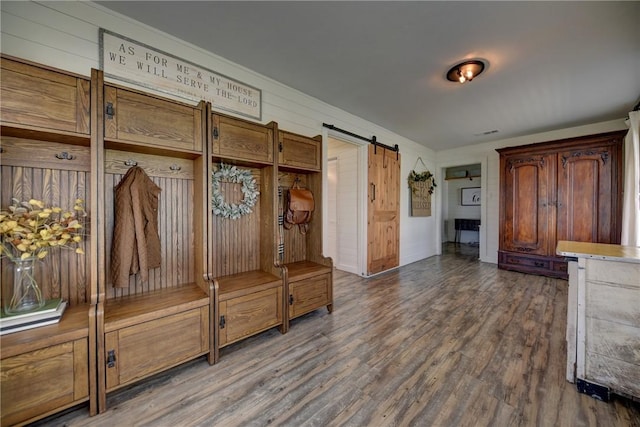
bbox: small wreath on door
[212,163,259,219]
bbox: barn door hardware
[322,123,400,160]
[219,315,226,329]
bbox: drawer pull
[107,350,117,368]
[289,294,294,306]
[105,102,115,119]
[534,261,545,267]
[219,315,226,329]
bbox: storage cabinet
[0,56,97,425]
[209,111,283,361]
[97,76,213,412]
[278,130,333,330]
[558,241,640,401]
[0,57,90,138]
[279,130,322,171]
[497,131,624,278]
[212,114,274,164]
[104,86,203,154]
[218,274,283,347]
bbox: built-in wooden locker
[0,56,97,426]
[497,131,624,278]
[278,130,333,332]
[95,71,213,412]
[209,111,283,361]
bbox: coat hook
[169,164,181,171]
[124,159,138,167]
[55,152,75,160]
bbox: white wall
[436,119,628,264]
[1,1,438,268]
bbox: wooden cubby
[278,130,333,332]
[0,56,97,426]
[209,109,283,361]
[1,56,333,423]
[95,73,213,412]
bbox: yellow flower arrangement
[0,198,86,261]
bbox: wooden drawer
[219,287,283,347]
[1,339,89,426]
[289,273,331,319]
[104,306,209,391]
[1,58,90,135]
[212,114,273,163]
[279,131,321,171]
[501,252,550,270]
[586,259,640,287]
[104,86,203,153]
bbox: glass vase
[4,257,45,315]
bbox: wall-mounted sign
[461,187,481,206]
[409,181,432,217]
[100,29,261,120]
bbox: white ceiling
[97,1,640,151]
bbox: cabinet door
[219,287,283,347]
[279,132,321,170]
[104,307,208,391]
[557,146,618,243]
[500,153,556,255]
[1,339,88,426]
[289,273,331,319]
[1,58,90,135]
[104,86,203,152]
[212,114,273,163]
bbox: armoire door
[557,146,619,243]
[367,144,400,275]
[500,153,556,255]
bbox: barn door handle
[370,183,376,202]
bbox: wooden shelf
[1,303,91,359]
[217,270,282,301]
[285,260,331,281]
[104,284,209,332]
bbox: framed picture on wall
[461,187,481,206]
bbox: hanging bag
[284,180,314,234]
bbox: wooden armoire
[497,130,625,278]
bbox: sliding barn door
[367,144,400,275]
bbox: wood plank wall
[0,137,91,306]
[279,172,310,264]
[104,150,195,298]
[211,166,263,277]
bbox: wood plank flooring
[37,244,640,426]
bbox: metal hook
[55,152,75,160]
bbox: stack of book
[0,298,67,335]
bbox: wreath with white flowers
[212,163,259,219]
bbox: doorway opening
[326,137,362,274]
[441,163,482,260]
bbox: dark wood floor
[39,244,640,426]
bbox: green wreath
[408,170,437,195]
[212,164,259,219]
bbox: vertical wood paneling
[0,162,91,307]
[211,168,263,277]
[104,170,194,299]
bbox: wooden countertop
[556,240,640,264]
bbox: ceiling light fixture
[446,60,485,84]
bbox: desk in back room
[454,218,480,244]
